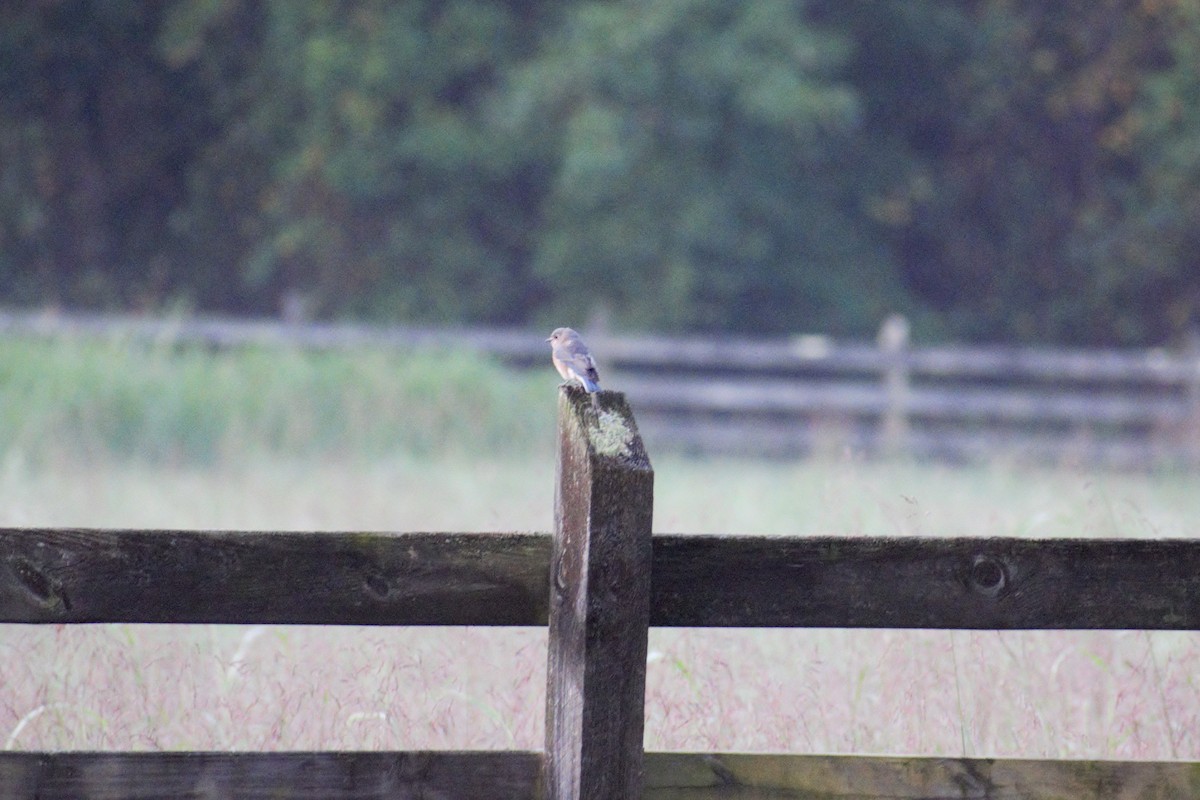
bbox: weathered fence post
[545,386,654,800]
[878,314,911,457]
[1185,329,1200,466]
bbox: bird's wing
[555,339,600,382]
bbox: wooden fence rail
[5,530,1200,630]
[4,751,1199,799]
[2,387,1198,798]
[4,309,1200,466]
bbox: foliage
[1110,0,1200,340]
[0,2,204,308]
[501,0,911,334]
[832,0,1199,344]
[2,1,1199,344]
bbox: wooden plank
[643,752,1200,799]
[908,385,1185,425]
[546,387,654,800]
[596,334,886,374]
[2,751,1196,800]
[0,529,549,626]
[5,530,1200,630]
[910,342,1197,383]
[638,414,1194,468]
[650,535,1200,629]
[620,375,1187,426]
[619,376,888,415]
[0,751,542,800]
[878,314,911,455]
[608,335,1197,384]
[4,309,1195,384]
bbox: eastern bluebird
[547,327,601,393]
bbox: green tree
[840,0,1192,344]
[503,0,920,334]
[164,0,552,321]
[6,0,1198,345]
[0,1,202,307]
[1101,0,1200,341]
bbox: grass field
[1,336,1198,758]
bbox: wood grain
[643,752,1200,799]
[2,751,1196,800]
[0,751,541,800]
[0,529,549,626]
[545,387,654,800]
[650,535,1200,629]
[4,531,1199,630]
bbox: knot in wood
[968,555,1007,597]
[8,556,70,611]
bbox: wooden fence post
[1186,328,1200,466]
[545,386,654,800]
[878,314,911,457]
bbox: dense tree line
[2,0,1198,345]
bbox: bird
[547,327,601,393]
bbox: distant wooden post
[546,386,654,800]
[878,314,911,457]
[1185,329,1200,466]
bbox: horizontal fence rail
[3,751,1197,800]
[4,529,1200,629]
[0,529,551,626]
[3,309,1199,466]
[1,309,1189,383]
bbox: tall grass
[0,336,555,464]
[2,334,1199,758]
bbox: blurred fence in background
[3,309,1198,469]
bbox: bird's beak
[545,336,553,342]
